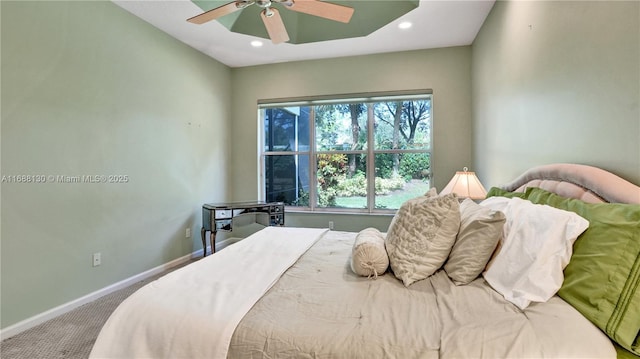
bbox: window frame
[258,90,433,214]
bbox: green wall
[472,0,640,186]
[229,47,473,231]
[1,1,231,328]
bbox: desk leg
[201,227,207,257]
[210,230,217,254]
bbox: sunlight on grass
[335,180,430,210]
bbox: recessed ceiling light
[398,21,412,30]
[250,40,264,47]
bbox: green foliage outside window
[317,154,348,206]
[399,153,431,181]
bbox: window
[260,91,432,213]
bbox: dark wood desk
[201,201,285,256]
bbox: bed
[90,163,640,359]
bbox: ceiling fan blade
[187,1,245,24]
[261,8,290,44]
[286,0,354,23]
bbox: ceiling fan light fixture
[237,0,255,10]
[398,21,412,29]
[250,40,264,47]
[256,0,272,8]
[275,0,294,6]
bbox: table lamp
[440,167,487,200]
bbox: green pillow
[615,341,639,359]
[485,186,529,199]
[525,187,640,355]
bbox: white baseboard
[0,248,207,341]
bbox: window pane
[374,153,431,210]
[373,100,431,150]
[263,107,310,152]
[316,153,367,209]
[261,93,432,213]
[265,155,310,206]
[315,104,367,151]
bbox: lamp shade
[440,167,487,200]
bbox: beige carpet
[0,260,196,359]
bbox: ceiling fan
[187,0,355,44]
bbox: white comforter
[90,227,327,359]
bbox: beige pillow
[424,187,438,197]
[444,198,506,285]
[350,228,389,278]
[385,194,460,286]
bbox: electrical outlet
[92,253,101,267]
[328,221,334,230]
[186,228,191,238]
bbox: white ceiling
[113,0,495,68]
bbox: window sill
[285,208,395,217]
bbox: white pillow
[385,194,460,286]
[480,197,589,309]
[351,228,389,278]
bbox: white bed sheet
[89,227,327,359]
